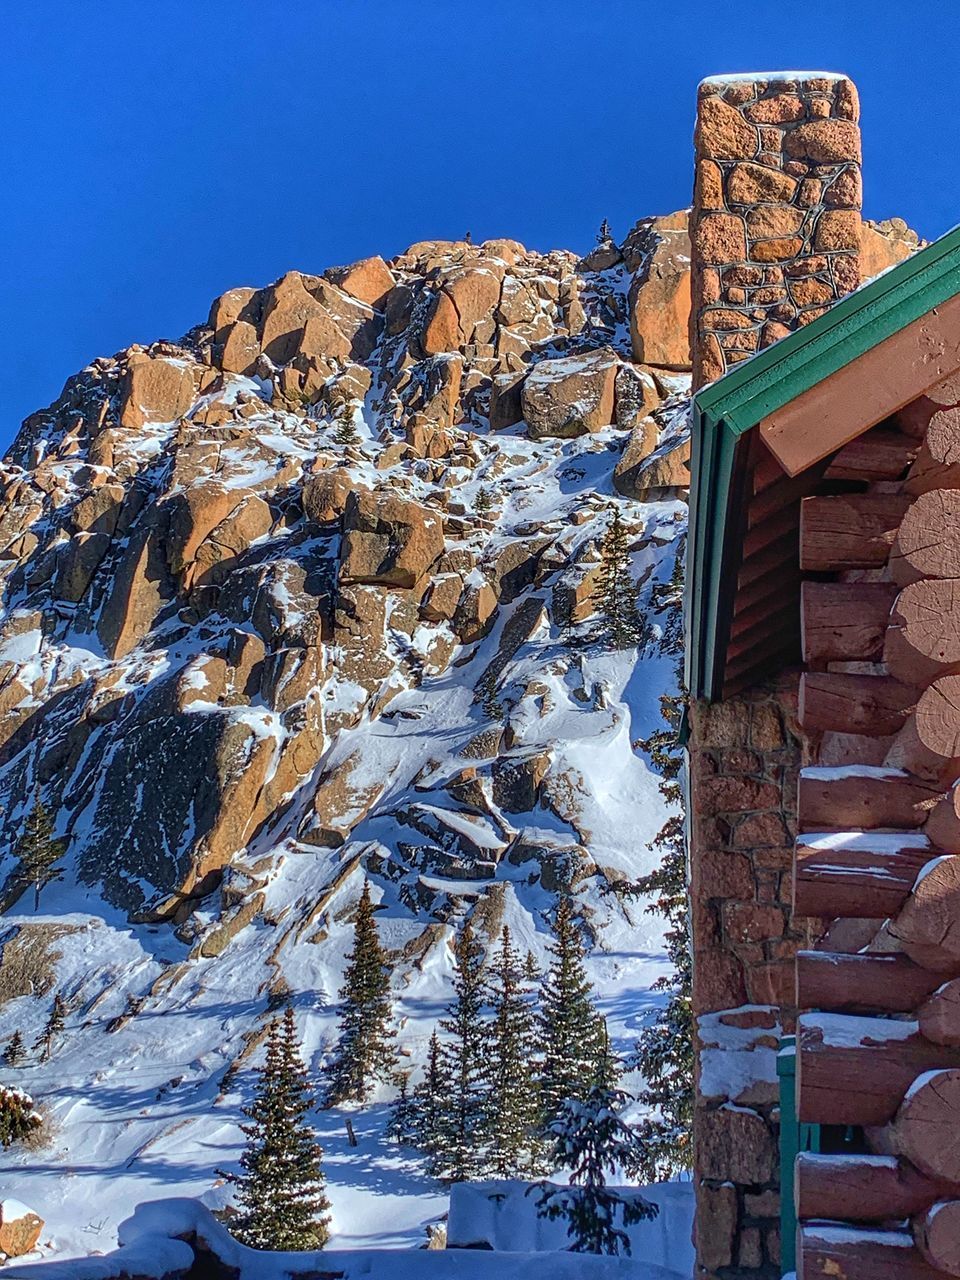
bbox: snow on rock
[697,1008,780,1105]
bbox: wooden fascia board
[758,291,960,477]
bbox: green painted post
[777,1036,799,1276]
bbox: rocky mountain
[0,212,916,1257]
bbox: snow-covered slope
[0,228,689,1261]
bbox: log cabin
[685,73,960,1280]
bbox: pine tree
[536,1084,658,1255]
[593,506,641,649]
[2,1032,25,1068]
[475,486,493,519]
[597,218,613,244]
[539,894,605,1130]
[434,918,490,1181]
[385,1070,417,1146]
[0,1086,42,1148]
[332,406,359,448]
[14,793,67,910]
[410,1030,454,1176]
[485,926,545,1177]
[324,882,397,1106]
[222,1006,331,1251]
[34,992,66,1063]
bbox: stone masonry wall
[688,676,821,1279]
[690,73,862,389]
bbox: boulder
[324,256,396,308]
[119,355,197,430]
[614,364,660,430]
[71,483,125,537]
[220,320,261,375]
[492,750,551,813]
[302,469,355,524]
[627,215,692,369]
[616,435,691,500]
[422,269,502,354]
[53,531,111,602]
[489,371,526,431]
[209,286,259,333]
[612,417,661,497]
[420,573,463,622]
[521,348,618,439]
[340,490,444,588]
[861,218,920,281]
[300,752,386,847]
[0,1198,43,1258]
[453,581,498,645]
[164,485,249,575]
[259,271,379,366]
[97,518,176,659]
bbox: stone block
[722,901,784,945]
[695,1105,778,1183]
[697,1182,738,1270]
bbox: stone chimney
[690,73,862,388]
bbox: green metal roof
[686,223,960,701]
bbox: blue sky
[5,1,958,443]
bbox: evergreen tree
[2,1032,25,1068]
[539,894,605,1129]
[0,1086,42,1148]
[434,918,490,1181]
[474,486,493,519]
[324,882,397,1106]
[332,407,360,448]
[597,218,613,244]
[410,1030,454,1176]
[222,1006,331,1251]
[14,793,67,910]
[485,926,545,1177]
[593,506,641,649]
[536,1084,658,1255]
[385,1070,416,1146]
[592,1018,622,1091]
[34,992,66,1063]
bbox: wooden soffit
[759,292,960,477]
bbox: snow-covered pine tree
[222,1005,331,1251]
[2,1032,25,1067]
[485,925,545,1177]
[593,506,641,649]
[434,918,490,1181]
[14,792,67,910]
[324,881,397,1106]
[623,541,692,1180]
[385,1069,416,1146]
[34,992,66,1063]
[538,892,605,1130]
[536,1083,658,1255]
[597,218,613,244]
[332,405,360,448]
[410,1029,454,1176]
[0,1086,42,1148]
[474,486,493,519]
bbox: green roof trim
[686,223,960,702]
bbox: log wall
[789,377,960,1275]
